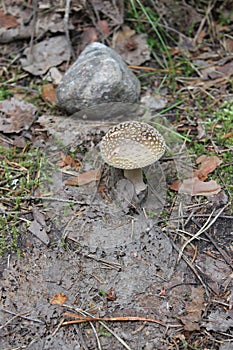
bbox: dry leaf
[28,220,50,245]
[196,120,206,139]
[201,58,233,80]
[179,177,221,196]
[202,310,233,332]
[28,208,50,245]
[81,27,98,47]
[112,25,135,44]
[180,286,205,331]
[169,179,180,192]
[97,20,109,35]
[20,36,71,75]
[170,155,222,196]
[195,155,222,181]
[112,25,151,65]
[41,83,56,104]
[105,287,117,301]
[0,11,18,29]
[65,168,101,186]
[0,98,37,133]
[170,177,221,196]
[50,293,67,305]
[58,154,81,169]
[80,21,109,49]
[221,131,233,139]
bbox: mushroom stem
[123,168,147,195]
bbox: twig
[178,204,229,261]
[0,173,23,186]
[0,308,45,325]
[89,320,102,350]
[0,196,85,205]
[192,218,233,270]
[171,242,211,296]
[64,0,75,59]
[0,314,18,330]
[157,214,233,224]
[73,325,89,350]
[51,317,66,336]
[62,216,76,241]
[0,134,14,145]
[98,321,132,350]
[128,65,181,73]
[62,311,176,328]
[63,305,132,350]
[85,254,122,271]
[193,1,215,45]
[29,0,38,55]
[176,228,209,242]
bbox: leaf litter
[112,25,151,65]
[20,36,71,75]
[170,155,223,196]
[179,286,205,331]
[0,97,37,133]
[28,207,50,245]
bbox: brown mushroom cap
[100,121,166,169]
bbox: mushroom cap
[100,121,166,169]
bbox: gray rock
[56,42,141,115]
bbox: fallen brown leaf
[20,36,71,75]
[201,58,233,80]
[0,11,18,29]
[105,287,117,301]
[181,177,221,196]
[170,154,222,196]
[0,98,37,133]
[62,312,167,327]
[112,25,151,65]
[169,180,181,192]
[97,20,109,35]
[195,155,222,181]
[50,293,67,305]
[65,168,101,186]
[196,120,206,140]
[81,27,98,47]
[28,220,50,245]
[170,177,221,196]
[179,286,205,331]
[58,153,81,169]
[41,83,56,104]
[221,131,233,139]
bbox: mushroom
[100,121,166,195]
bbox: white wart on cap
[100,121,166,194]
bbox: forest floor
[0,1,233,349]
